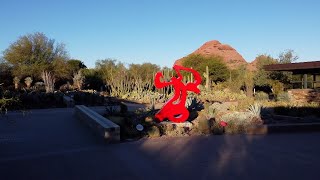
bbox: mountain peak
[175,40,247,70]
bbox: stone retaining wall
[288,89,320,103]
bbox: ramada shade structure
[264,61,320,89]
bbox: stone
[147,125,161,138]
[159,121,193,137]
[144,116,154,123]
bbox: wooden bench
[74,105,120,142]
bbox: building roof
[264,61,320,74]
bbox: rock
[191,112,215,134]
[174,40,247,70]
[159,121,193,137]
[144,116,154,123]
[209,101,238,114]
[147,125,161,138]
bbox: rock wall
[288,89,320,103]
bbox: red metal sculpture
[154,65,202,123]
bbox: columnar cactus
[203,66,210,91]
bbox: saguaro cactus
[203,66,210,91]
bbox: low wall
[288,89,320,103]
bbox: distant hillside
[175,40,251,70]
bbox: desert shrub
[219,111,262,133]
[205,103,216,119]
[235,97,255,111]
[0,97,22,114]
[72,91,105,106]
[19,92,65,109]
[197,117,211,134]
[198,90,246,102]
[254,91,269,101]
[276,92,291,102]
[59,82,73,92]
[221,112,253,125]
[33,82,46,91]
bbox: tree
[181,54,229,84]
[95,59,126,84]
[3,32,69,79]
[253,54,277,87]
[67,59,87,75]
[253,52,294,94]
[128,63,160,82]
[0,59,13,87]
[278,49,298,64]
[82,68,103,90]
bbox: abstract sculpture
[154,65,202,123]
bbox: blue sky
[1,0,320,68]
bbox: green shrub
[0,98,22,114]
[254,91,269,101]
[276,92,291,102]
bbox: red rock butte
[174,40,249,70]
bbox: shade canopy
[264,61,320,74]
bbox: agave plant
[247,103,261,118]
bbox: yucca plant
[13,77,20,90]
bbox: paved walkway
[1,108,320,180]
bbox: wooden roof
[264,61,320,72]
